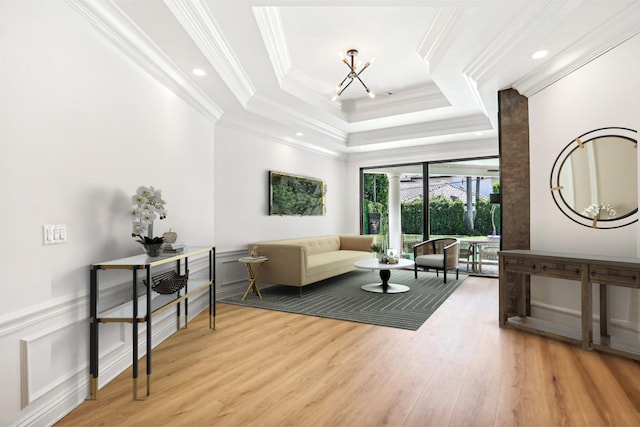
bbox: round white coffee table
[354,258,415,294]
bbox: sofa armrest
[247,244,306,286]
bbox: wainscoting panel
[20,319,87,409]
[6,261,212,427]
[216,249,265,299]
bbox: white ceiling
[80,0,640,158]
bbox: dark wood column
[499,88,530,251]
[498,88,530,316]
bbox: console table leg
[581,272,593,350]
[89,376,98,400]
[600,283,609,338]
[89,267,99,400]
[517,274,528,317]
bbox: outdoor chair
[413,238,460,283]
[458,242,475,273]
[479,244,500,273]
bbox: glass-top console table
[89,246,215,400]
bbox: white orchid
[130,185,167,238]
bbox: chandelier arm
[354,74,370,90]
[356,62,371,77]
[337,78,355,96]
[337,74,351,88]
[336,74,350,92]
[342,59,356,73]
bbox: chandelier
[333,49,375,100]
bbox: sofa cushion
[258,235,340,255]
[307,250,372,277]
[415,254,445,268]
[303,235,341,255]
[340,235,374,252]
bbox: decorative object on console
[163,242,186,254]
[144,269,189,295]
[162,228,177,243]
[129,185,168,256]
[129,185,167,238]
[161,229,185,254]
[138,238,164,257]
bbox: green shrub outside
[400,196,501,236]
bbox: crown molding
[217,118,346,160]
[253,6,290,84]
[249,95,348,143]
[279,71,346,118]
[464,1,568,86]
[65,0,223,123]
[348,136,498,165]
[513,3,640,97]
[417,7,464,73]
[165,0,255,107]
[342,84,449,123]
[348,113,491,146]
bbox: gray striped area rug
[221,269,466,330]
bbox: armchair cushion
[415,254,445,268]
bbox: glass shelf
[98,279,211,322]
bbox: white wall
[528,34,640,333]
[214,124,351,253]
[212,124,353,301]
[0,3,215,425]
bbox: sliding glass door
[427,158,500,276]
[360,156,500,277]
[361,164,424,258]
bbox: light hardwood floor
[57,276,640,426]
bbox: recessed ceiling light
[296,132,304,137]
[531,50,549,60]
[192,68,207,76]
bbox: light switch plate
[43,224,67,245]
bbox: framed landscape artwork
[269,171,326,216]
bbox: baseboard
[531,300,638,341]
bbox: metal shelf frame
[89,246,215,400]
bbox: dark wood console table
[499,249,640,361]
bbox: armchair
[413,238,460,283]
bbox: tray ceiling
[73,0,640,157]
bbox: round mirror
[550,127,638,229]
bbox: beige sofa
[248,235,374,294]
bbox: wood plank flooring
[57,276,640,426]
